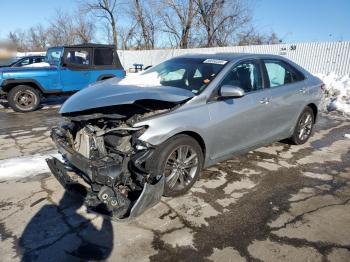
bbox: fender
[1,78,62,94]
[97,74,116,81]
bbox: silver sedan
[48,53,323,219]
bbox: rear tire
[146,135,204,197]
[290,107,315,145]
[8,85,41,112]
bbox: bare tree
[28,25,48,51]
[46,10,95,46]
[132,0,157,49]
[266,32,282,45]
[7,30,28,52]
[74,14,96,43]
[47,10,77,46]
[194,0,251,47]
[118,23,137,50]
[84,0,119,49]
[159,0,196,48]
[238,28,282,46]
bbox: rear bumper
[47,127,164,220]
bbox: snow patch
[116,72,162,87]
[0,152,61,179]
[315,73,350,116]
[23,62,50,68]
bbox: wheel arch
[2,79,44,94]
[97,74,116,81]
[306,103,318,123]
[175,131,206,160]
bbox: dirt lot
[0,105,349,262]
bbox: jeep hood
[0,65,53,74]
[59,77,194,114]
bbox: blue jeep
[0,44,125,112]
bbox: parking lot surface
[0,106,349,262]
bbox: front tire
[290,107,315,145]
[146,135,204,197]
[8,85,41,112]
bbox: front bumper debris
[47,127,164,220]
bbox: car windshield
[46,48,63,65]
[118,58,227,94]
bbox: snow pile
[315,73,350,116]
[23,62,50,68]
[0,152,61,179]
[116,72,162,87]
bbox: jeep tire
[8,85,41,112]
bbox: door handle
[260,97,270,104]
[299,88,307,94]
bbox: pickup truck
[0,44,125,112]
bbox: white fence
[15,42,350,76]
[118,41,350,76]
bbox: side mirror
[220,85,245,98]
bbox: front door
[60,48,92,91]
[207,60,274,160]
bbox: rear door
[91,47,125,80]
[60,48,92,91]
[207,59,274,160]
[262,59,308,138]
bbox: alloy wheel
[297,111,313,141]
[164,145,199,192]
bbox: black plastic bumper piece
[47,156,164,220]
[48,128,165,220]
[50,128,123,187]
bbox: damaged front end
[46,100,174,220]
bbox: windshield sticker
[203,59,228,65]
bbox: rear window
[94,48,114,66]
[264,59,305,88]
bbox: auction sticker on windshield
[203,59,228,65]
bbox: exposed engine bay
[46,100,180,220]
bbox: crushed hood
[59,78,194,114]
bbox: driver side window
[65,49,90,66]
[221,61,263,93]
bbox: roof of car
[18,55,45,59]
[51,43,115,49]
[175,52,283,61]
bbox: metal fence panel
[118,41,350,75]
